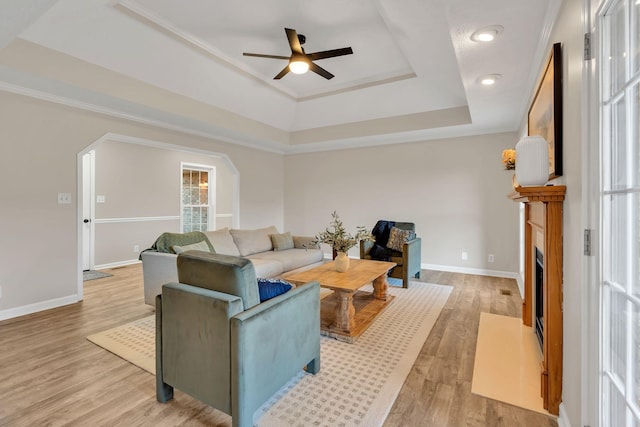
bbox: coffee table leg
[332,290,355,333]
[372,274,388,300]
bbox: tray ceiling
[0,0,561,153]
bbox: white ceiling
[0,0,561,153]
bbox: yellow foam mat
[472,312,549,415]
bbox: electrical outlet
[488,254,495,263]
[133,245,140,253]
[96,195,106,203]
[461,251,468,261]
[57,193,72,204]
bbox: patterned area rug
[87,281,452,427]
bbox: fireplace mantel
[508,184,565,415]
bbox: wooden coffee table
[283,258,396,343]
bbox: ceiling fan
[243,28,353,80]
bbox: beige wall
[92,140,235,266]
[0,91,285,316]
[542,0,584,424]
[284,132,521,274]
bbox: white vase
[515,136,549,186]
[334,251,350,272]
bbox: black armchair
[360,220,421,288]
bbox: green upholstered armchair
[156,251,321,427]
[360,220,421,288]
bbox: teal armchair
[156,251,321,427]
[360,220,421,288]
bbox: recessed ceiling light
[471,25,504,42]
[479,74,502,86]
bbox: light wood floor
[0,265,557,427]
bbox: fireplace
[508,184,565,414]
[535,248,544,349]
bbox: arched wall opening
[76,132,240,300]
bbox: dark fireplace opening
[535,248,544,349]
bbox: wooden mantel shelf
[508,184,565,416]
[508,185,566,202]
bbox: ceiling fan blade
[243,53,290,60]
[274,64,291,80]
[285,28,303,54]
[308,62,334,80]
[307,47,353,61]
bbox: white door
[82,151,95,271]
[597,0,640,425]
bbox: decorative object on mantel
[528,42,563,180]
[311,211,374,272]
[501,148,516,170]
[515,135,550,186]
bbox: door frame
[82,150,96,271]
[582,0,603,425]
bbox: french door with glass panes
[181,164,216,232]
[599,0,640,425]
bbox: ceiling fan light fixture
[289,59,309,74]
[471,25,504,42]
[243,28,352,80]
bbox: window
[181,165,215,232]
[600,0,640,425]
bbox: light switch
[96,195,106,203]
[58,193,72,204]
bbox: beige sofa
[141,226,325,306]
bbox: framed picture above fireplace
[528,42,563,180]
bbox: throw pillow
[257,278,292,302]
[172,240,214,254]
[386,226,416,252]
[270,232,294,251]
[203,228,240,256]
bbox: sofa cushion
[257,278,292,302]
[176,251,260,310]
[270,232,294,251]
[204,228,240,256]
[230,226,278,256]
[386,226,416,251]
[172,240,213,254]
[247,258,284,278]
[249,248,324,272]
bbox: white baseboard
[557,403,571,427]
[0,294,79,322]
[94,259,141,270]
[515,273,524,298]
[423,263,519,280]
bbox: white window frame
[590,0,640,425]
[180,162,216,232]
